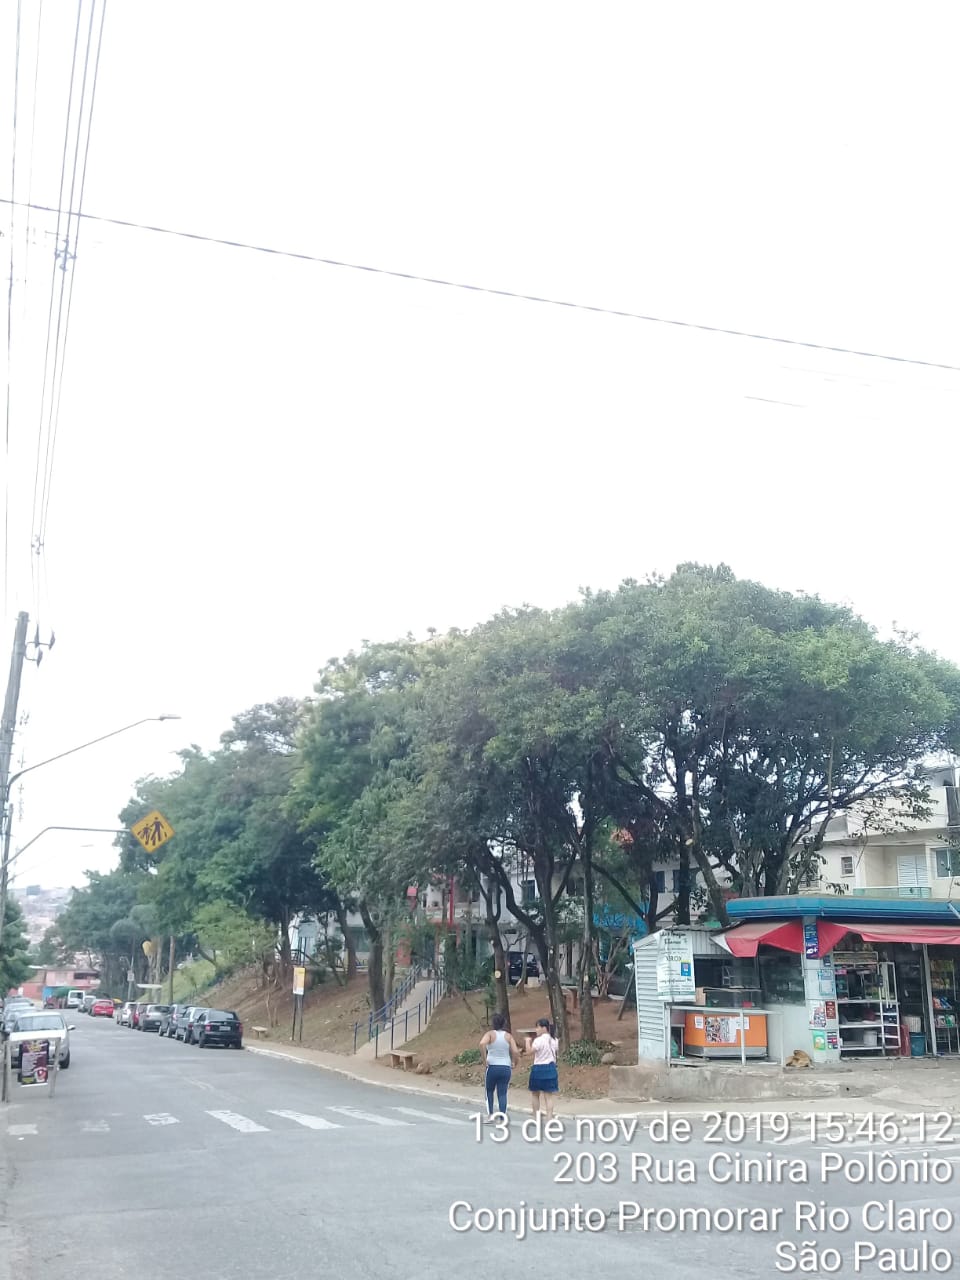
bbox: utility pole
[168,935,175,1004]
[0,613,30,946]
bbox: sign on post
[292,966,306,996]
[19,1040,49,1086]
[655,929,696,1001]
[131,810,175,854]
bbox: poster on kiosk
[655,930,696,1001]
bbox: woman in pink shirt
[524,1018,559,1119]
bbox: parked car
[7,1010,73,1069]
[90,998,114,1018]
[606,962,635,999]
[117,1001,134,1025]
[2,1001,32,1032]
[179,1007,205,1044]
[80,994,97,1014]
[138,1003,171,1032]
[130,1002,148,1029]
[193,1009,243,1049]
[508,952,540,984]
[66,990,85,1009]
[159,1004,187,1038]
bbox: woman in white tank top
[479,1012,520,1118]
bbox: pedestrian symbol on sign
[130,809,175,854]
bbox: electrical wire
[1,194,957,374]
[29,0,83,620]
[38,0,107,560]
[4,0,23,621]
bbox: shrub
[562,1040,609,1067]
[454,1047,483,1065]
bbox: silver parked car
[7,1010,74,1069]
[138,1003,171,1032]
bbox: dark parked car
[508,952,540,984]
[193,1009,243,1049]
[178,1007,205,1044]
[138,1003,171,1032]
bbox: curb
[244,1045,645,1116]
[243,1047,960,1123]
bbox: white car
[7,1010,73,1069]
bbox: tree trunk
[534,859,568,1044]
[484,889,511,1030]
[675,842,691,925]
[359,901,385,1014]
[577,852,598,1043]
[278,909,293,977]
[384,925,395,1001]
[335,900,358,980]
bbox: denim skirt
[528,1063,559,1093]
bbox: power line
[5,0,23,621]
[39,0,107,557]
[30,1,83,618]
[4,0,24,619]
[1,194,958,374]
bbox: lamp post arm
[7,827,128,871]
[3,718,176,802]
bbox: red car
[90,998,115,1017]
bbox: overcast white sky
[1,1,959,890]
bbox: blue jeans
[485,1064,511,1114]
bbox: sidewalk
[244,1038,960,1119]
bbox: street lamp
[6,827,129,879]
[0,716,180,938]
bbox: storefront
[632,900,960,1067]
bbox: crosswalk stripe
[80,1120,109,1133]
[7,1124,37,1136]
[327,1106,411,1127]
[143,1113,180,1126]
[206,1110,269,1133]
[391,1107,465,1125]
[268,1110,342,1130]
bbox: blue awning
[725,896,960,925]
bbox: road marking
[206,1110,269,1133]
[327,1106,411,1127]
[7,1124,37,1137]
[392,1107,465,1125]
[268,1110,343,1130]
[143,1113,180,1126]
[80,1120,110,1134]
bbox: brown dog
[784,1049,813,1069]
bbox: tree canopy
[50,566,960,1039]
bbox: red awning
[840,923,960,946]
[718,920,850,957]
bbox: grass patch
[170,959,218,1002]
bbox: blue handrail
[352,966,444,1052]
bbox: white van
[66,989,85,1009]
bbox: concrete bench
[250,1026,269,1040]
[390,1050,416,1070]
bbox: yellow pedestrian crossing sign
[131,809,175,854]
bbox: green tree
[53,868,148,993]
[28,924,62,967]
[192,900,275,976]
[0,895,31,994]
[294,641,439,1015]
[118,701,336,980]
[582,565,960,924]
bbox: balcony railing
[849,885,933,899]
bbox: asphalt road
[2,1014,959,1279]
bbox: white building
[813,764,960,901]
